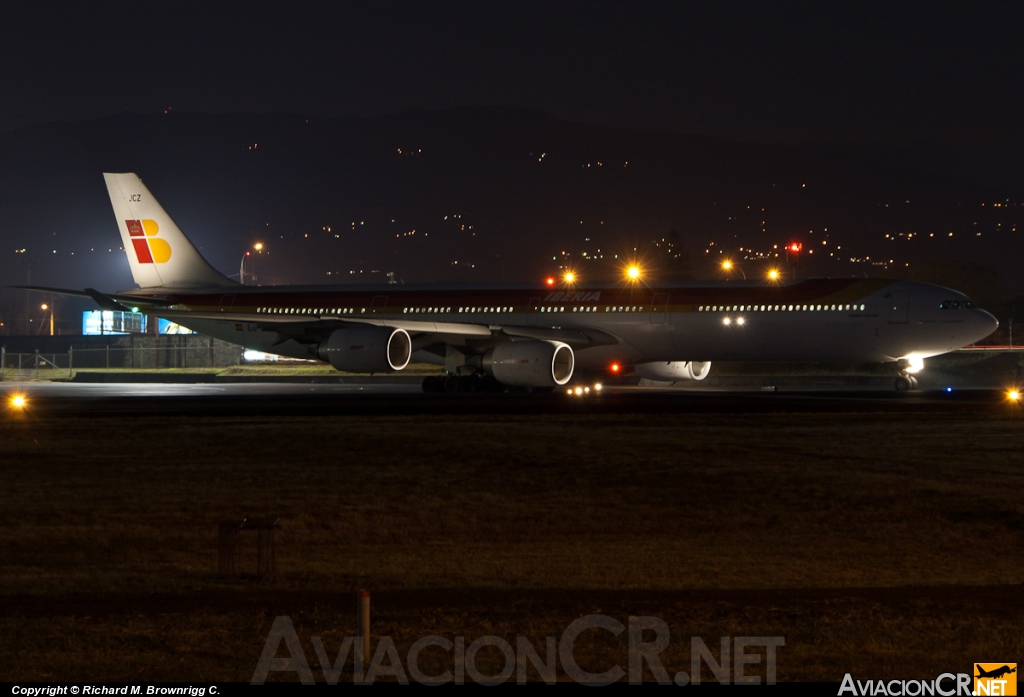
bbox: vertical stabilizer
[104,172,235,288]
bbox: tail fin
[103,173,236,289]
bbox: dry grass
[1,407,1022,680]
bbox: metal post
[34,349,39,380]
[68,346,73,378]
[357,590,371,676]
[106,345,110,369]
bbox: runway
[1,379,1017,417]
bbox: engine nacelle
[635,361,711,381]
[484,340,574,387]
[317,326,412,373]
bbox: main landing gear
[894,374,918,391]
[422,374,505,393]
[421,374,555,394]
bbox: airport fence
[0,342,244,380]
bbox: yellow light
[767,269,780,281]
[575,387,583,395]
[1008,390,1020,402]
[594,383,602,392]
[41,304,48,311]
[721,260,732,271]
[253,243,264,251]
[10,395,26,409]
[626,265,641,280]
[564,271,576,283]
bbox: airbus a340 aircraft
[24,173,999,392]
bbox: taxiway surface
[1,380,1016,417]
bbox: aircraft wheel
[894,376,912,391]
[422,376,444,393]
[480,374,504,393]
[909,376,919,389]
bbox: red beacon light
[545,277,556,286]
[788,242,802,253]
[609,362,621,374]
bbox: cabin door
[888,291,909,324]
[650,293,670,324]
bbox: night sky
[3,2,1024,333]
[3,3,1022,142]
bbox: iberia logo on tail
[125,219,172,264]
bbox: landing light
[722,317,731,326]
[564,271,576,284]
[767,269,780,281]
[566,383,604,398]
[736,316,745,326]
[904,355,925,374]
[626,266,641,281]
[1008,390,1020,402]
[10,395,26,409]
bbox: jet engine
[483,340,574,387]
[317,326,412,372]
[635,361,711,381]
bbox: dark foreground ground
[1,386,1021,682]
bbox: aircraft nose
[976,310,999,340]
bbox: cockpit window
[939,300,976,309]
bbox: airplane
[975,665,1016,680]
[21,173,1000,392]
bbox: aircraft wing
[153,310,620,346]
[11,285,178,307]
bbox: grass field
[1,402,1021,681]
